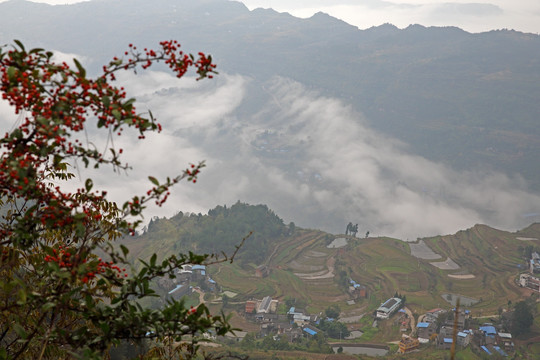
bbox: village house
[519,273,540,292]
[443,309,468,331]
[456,330,472,347]
[398,336,420,353]
[436,326,455,349]
[302,325,322,338]
[496,332,514,352]
[348,279,367,299]
[376,297,402,319]
[245,300,257,314]
[191,264,206,280]
[287,307,316,326]
[424,308,447,323]
[416,322,437,343]
[479,324,497,346]
[167,284,192,301]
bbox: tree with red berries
[0,40,245,359]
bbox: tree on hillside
[324,305,341,319]
[0,40,245,359]
[509,301,533,336]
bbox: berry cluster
[0,41,214,247]
[44,246,127,284]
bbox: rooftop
[480,326,497,336]
[377,297,402,313]
[168,284,185,295]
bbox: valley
[123,204,540,358]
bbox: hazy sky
[2,0,539,33]
[239,0,540,33]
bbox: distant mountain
[1,0,539,188]
[1,0,539,237]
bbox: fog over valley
[2,66,538,240]
[1,0,539,240]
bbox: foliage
[317,319,349,339]
[509,301,533,336]
[0,40,243,359]
[141,202,286,265]
[324,305,341,319]
[256,333,331,355]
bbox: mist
[4,60,536,240]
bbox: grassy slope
[126,215,540,356]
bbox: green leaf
[29,47,44,54]
[100,322,110,334]
[17,289,27,304]
[120,244,129,257]
[150,253,157,267]
[73,58,86,78]
[13,39,25,51]
[138,267,148,278]
[12,323,26,339]
[85,178,93,192]
[112,109,121,120]
[97,118,106,128]
[148,176,159,186]
[75,222,86,237]
[102,96,110,109]
[7,66,17,81]
[42,302,56,311]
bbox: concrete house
[417,322,437,343]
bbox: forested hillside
[129,202,287,265]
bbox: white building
[376,297,402,319]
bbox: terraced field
[205,223,540,347]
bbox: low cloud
[2,64,538,240]
[90,71,540,240]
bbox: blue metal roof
[457,332,468,337]
[480,326,497,335]
[494,346,508,357]
[417,322,430,328]
[443,338,453,343]
[481,345,492,355]
[192,265,206,270]
[168,284,184,295]
[303,328,317,336]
